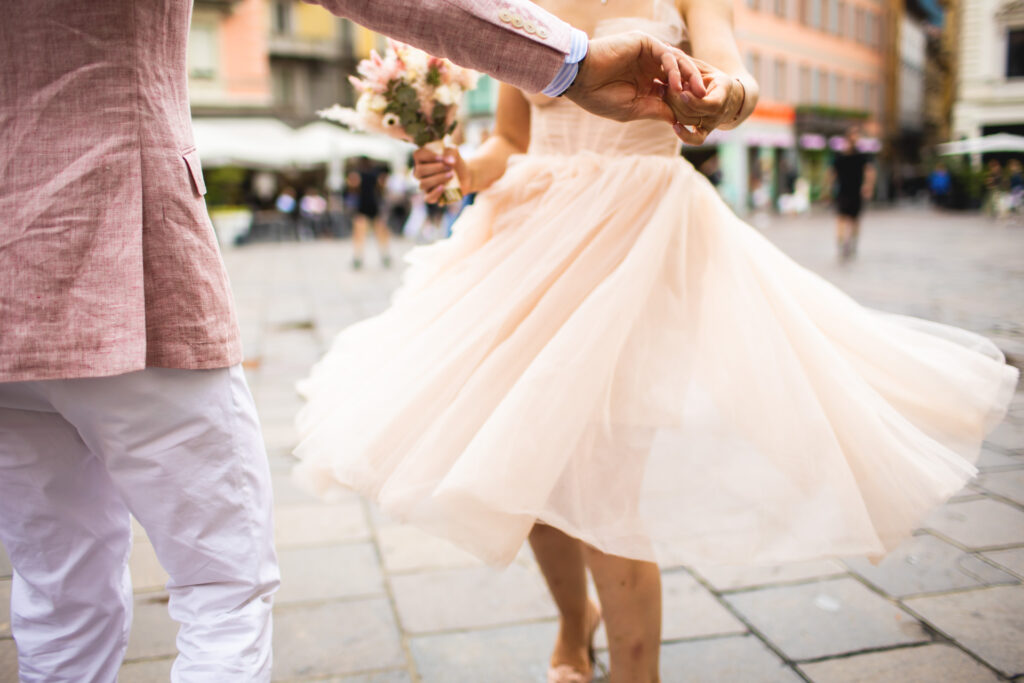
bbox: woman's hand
[412,146,471,204]
[664,58,746,145]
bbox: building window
[775,58,787,101]
[800,65,811,102]
[836,75,845,106]
[866,83,877,116]
[188,22,218,80]
[809,0,822,28]
[854,7,865,42]
[746,0,758,9]
[774,0,787,17]
[272,64,295,108]
[272,0,292,35]
[1008,29,1024,77]
[837,1,846,36]
[864,10,875,46]
[810,67,820,103]
[828,0,839,33]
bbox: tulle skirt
[294,152,1018,566]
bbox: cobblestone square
[1,207,1022,682]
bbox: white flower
[382,113,400,127]
[434,84,455,106]
[368,94,388,113]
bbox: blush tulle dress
[293,8,1019,567]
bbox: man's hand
[664,57,745,145]
[563,32,706,124]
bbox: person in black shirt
[351,156,392,269]
[831,127,875,260]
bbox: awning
[937,133,1024,155]
[190,117,412,170]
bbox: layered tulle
[294,151,1018,566]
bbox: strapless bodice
[528,7,685,158]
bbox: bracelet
[732,78,746,123]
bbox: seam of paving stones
[274,665,412,682]
[841,557,1018,681]
[895,591,1018,681]
[365,497,423,683]
[682,568,813,683]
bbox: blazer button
[537,26,550,39]
[511,14,525,28]
[498,8,513,22]
[523,20,537,34]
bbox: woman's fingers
[413,161,450,179]
[672,122,709,146]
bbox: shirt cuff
[541,28,589,97]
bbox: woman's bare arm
[413,84,531,201]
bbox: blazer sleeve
[304,0,574,93]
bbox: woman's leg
[529,524,599,674]
[352,214,368,268]
[585,547,662,683]
[373,217,391,266]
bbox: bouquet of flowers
[320,40,479,205]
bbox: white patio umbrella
[937,133,1024,156]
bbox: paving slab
[272,598,405,681]
[904,584,1024,677]
[119,658,174,682]
[983,547,1024,578]
[0,640,17,682]
[0,580,9,639]
[976,469,1024,506]
[276,543,384,604]
[130,539,169,593]
[976,447,1024,471]
[410,620,558,683]
[274,500,370,548]
[986,420,1024,454]
[659,571,746,642]
[317,671,413,683]
[376,523,481,574]
[0,545,9,579]
[923,498,1024,549]
[798,643,1000,682]
[124,593,178,661]
[844,533,1018,597]
[656,635,801,683]
[390,563,557,634]
[692,560,847,592]
[271,470,324,505]
[724,577,928,661]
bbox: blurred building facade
[952,0,1024,139]
[188,0,383,123]
[707,0,889,211]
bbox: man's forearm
[305,0,569,93]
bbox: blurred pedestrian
[300,188,329,238]
[351,156,392,269]
[929,162,951,208]
[983,159,1006,217]
[831,126,876,260]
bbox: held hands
[412,146,470,204]
[564,31,707,123]
[663,58,745,145]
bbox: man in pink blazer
[0,1,696,680]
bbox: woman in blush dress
[293,1,1019,681]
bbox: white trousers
[0,366,279,682]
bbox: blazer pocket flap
[183,147,207,196]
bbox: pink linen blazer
[0,1,573,382]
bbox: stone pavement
[0,206,1022,682]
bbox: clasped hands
[563,32,745,145]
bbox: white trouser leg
[0,365,279,682]
[0,396,133,683]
